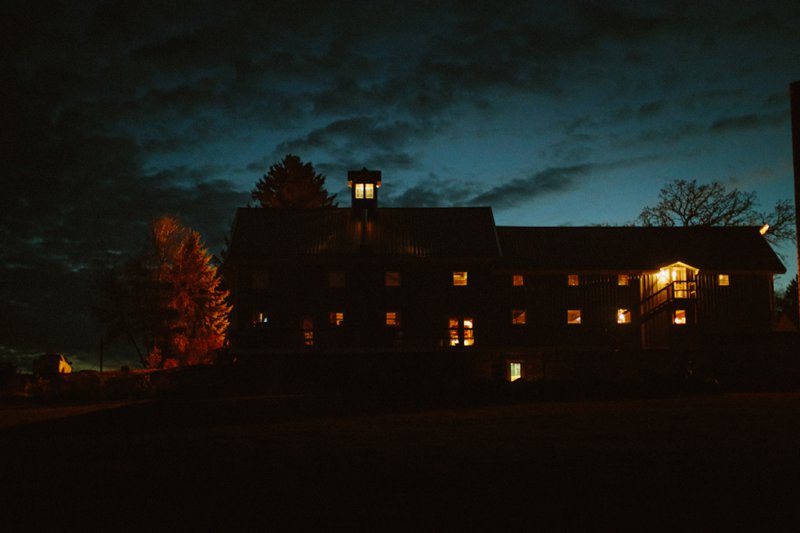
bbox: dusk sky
[2,0,799,370]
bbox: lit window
[463,317,474,346]
[568,274,579,286]
[448,317,474,346]
[453,271,468,286]
[512,274,524,287]
[673,310,687,325]
[251,311,269,327]
[718,274,730,286]
[329,271,345,288]
[617,308,631,324]
[617,274,629,286]
[567,309,582,324]
[509,362,522,382]
[385,311,400,327]
[355,183,364,199]
[365,183,374,199]
[511,309,527,325]
[252,271,270,289]
[385,271,400,287]
[329,311,344,327]
[302,318,314,346]
[448,318,460,346]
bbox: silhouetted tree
[637,179,795,245]
[251,154,337,208]
[777,276,799,327]
[99,216,230,368]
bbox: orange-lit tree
[102,216,230,368]
[251,154,338,208]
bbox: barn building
[225,169,785,381]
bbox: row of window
[251,271,731,290]
[253,307,694,330]
[256,307,691,348]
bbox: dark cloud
[468,165,591,208]
[710,112,787,133]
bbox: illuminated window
[718,274,730,286]
[364,183,374,199]
[448,318,460,346]
[511,309,527,325]
[617,308,631,324]
[463,317,474,346]
[252,271,270,289]
[448,317,474,346]
[568,274,579,286]
[673,310,687,325]
[385,271,400,287]
[567,309,582,324]
[302,318,314,346]
[329,311,344,327]
[453,271,468,286]
[512,274,524,287]
[251,311,269,327]
[617,274,629,286]
[329,271,345,288]
[385,311,400,327]
[355,183,364,199]
[508,362,522,382]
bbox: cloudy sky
[2,0,799,370]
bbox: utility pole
[791,81,800,324]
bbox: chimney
[348,168,381,219]
[791,81,800,321]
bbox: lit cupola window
[348,168,381,218]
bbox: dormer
[348,168,381,218]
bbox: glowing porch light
[759,223,769,235]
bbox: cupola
[348,168,381,218]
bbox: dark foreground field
[2,392,800,531]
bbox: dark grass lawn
[2,392,800,531]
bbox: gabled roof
[228,207,501,260]
[497,226,786,272]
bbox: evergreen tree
[251,154,337,208]
[99,216,230,367]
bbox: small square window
[568,274,579,286]
[617,274,629,286]
[365,183,374,199]
[508,362,523,382]
[252,271,270,289]
[512,274,524,287]
[718,274,730,286]
[385,311,400,327]
[673,309,687,325]
[617,308,631,324]
[251,311,269,327]
[453,271,468,286]
[385,271,401,287]
[511,309,527,325]
[329,271,346,288]
[329,311,344,327]
[354,183,364,199]
[567,309,582,324]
